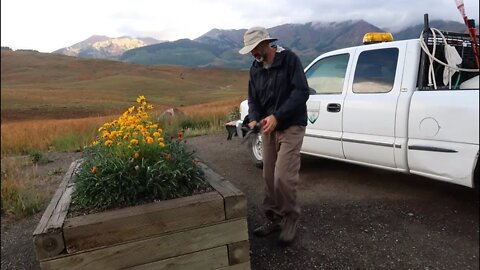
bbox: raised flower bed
[33,160,249,269]
[33,96,250,269]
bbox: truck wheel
[248,133,263,168]
[474,161,479,196]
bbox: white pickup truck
[232,20,480,189]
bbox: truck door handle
[327,103,341,112]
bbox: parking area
[187,133,479,270]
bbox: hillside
[119,20,469,68]
[0,50,249,122]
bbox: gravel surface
[1,133,478,269]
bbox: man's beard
[254,56,264,63]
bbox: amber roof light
[363,32,394,44]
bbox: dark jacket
[247,47,309,131]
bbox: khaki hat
[238,26,277,55]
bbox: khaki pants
[262,125,305,223]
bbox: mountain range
[53,35,163,59]
[52,20,472,68]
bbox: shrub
[29,150,43,165]
[228,106,240,121]
[72,96,209,212]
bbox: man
[239,26,309,244]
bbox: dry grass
[179,98,243,116]
[1,99,243,157]
[1,158,45,217]
[1,116,112,156]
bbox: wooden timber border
[33,160,250,270]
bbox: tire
[248,133,263,169]
[474,161,479,196]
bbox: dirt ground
[1,133,478,269]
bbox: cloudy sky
[2,0,479,53]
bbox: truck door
[342,43,406,168]
[302,50,353,159]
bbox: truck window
[305,53,349,95]
[353,48,399,93]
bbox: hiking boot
[253,220,281,237]
[278,218,298,244]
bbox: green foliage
[73,138,206,211]
[52,132,94,152]
[71,96,209,212]
[29,150,43,164]
[228,106,240,121]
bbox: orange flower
[134,152,140,158]
[146,136,154,144]
[91,166,97,174]
[105,140,114,146]
[130,139,139,145]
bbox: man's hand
[248,120,258,130]
[262,115,277,134]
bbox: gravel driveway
[1,133,478,269]
[186,133,479,270]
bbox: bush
[228,106,240,121]
[29,150,43,165]
[72,96,209,212]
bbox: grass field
[1,50,249,122]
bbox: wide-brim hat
[238,26,277,55]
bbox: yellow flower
[123,133,131,139]
[98,127,104,132]
[153,132,160,137]
[159,142,165,148]
[102,132,110,139]
[128,106,135,113]
[136,95,146,103]
[117,142,123,146]
[147,104,154,110]
[157,137,164,143]
[91,166,97,174]
[146,137,154,144]
[130,139,139,145]
[92,140,99,145]
[133,152,140,158]
[105,140,113,146]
